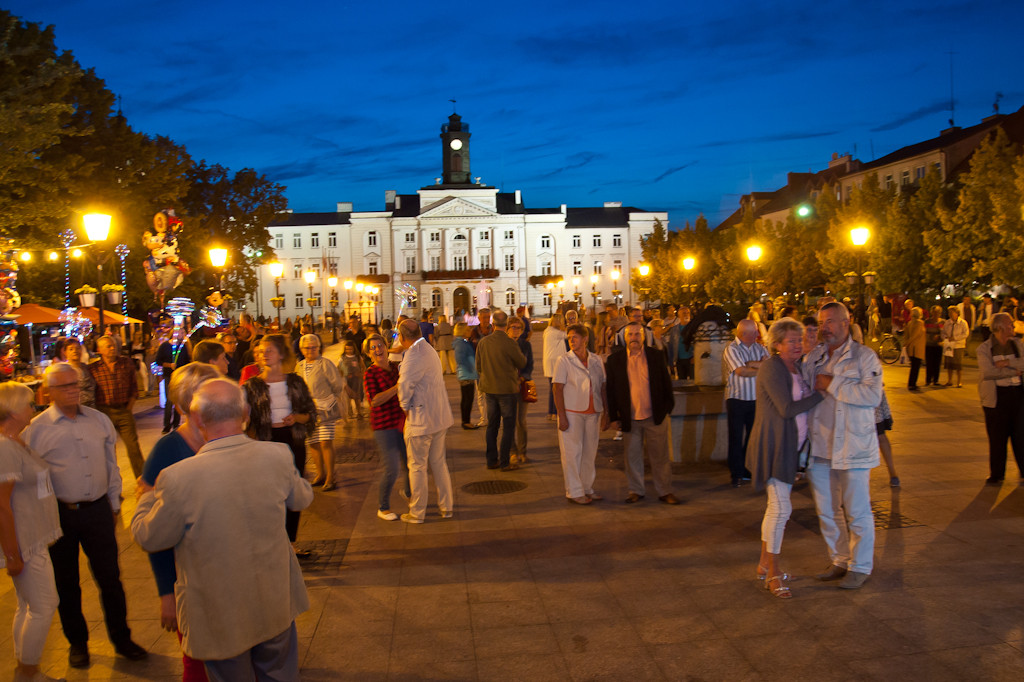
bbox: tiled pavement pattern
[2,336,1023,680]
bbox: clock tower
[440,112,471,185]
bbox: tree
[879,167,946,295]
[817,176,891,297]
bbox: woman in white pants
[746,319,826,598]
[0,382,63,682]
[553,324,608,505]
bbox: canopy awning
[77,307,145,325]
[7,303,65,325]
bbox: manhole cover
[791,502,925,532]
[461,479,528,495]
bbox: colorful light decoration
[115,243,130,317]
[59,307,93,340]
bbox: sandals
[765,575,792,599]
[756,565,791,581]
[567,496,592,505]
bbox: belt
[58,497,106,511]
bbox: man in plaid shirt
[90,335,145,477]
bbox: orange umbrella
[8,303,65,325]
[77,307,145,325]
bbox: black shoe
[295,548,314,560]
[462,423,479,430]
[114,639,148,661]
[731,478,744,488]
[985,477,1004,486]
[69,643,90,668]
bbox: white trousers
[807,457,875,574]
[760,477,793,554]
[557,412,599,498]
[11,551,59,665]
[406,429,453,520]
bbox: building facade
[256,113,667,323]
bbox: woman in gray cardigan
[747,318,826,598]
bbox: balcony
[423,268,500,281]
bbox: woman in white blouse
[552,324,608,504]
[296,334,347,491]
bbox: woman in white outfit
[296,334,347,491]
[552,324,608,505]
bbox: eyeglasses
[49,382,80,391]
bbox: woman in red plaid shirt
[362,334,411,521]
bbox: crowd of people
[2,289,1023,680]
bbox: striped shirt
[724,339,768,401]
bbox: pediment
[419,197,497,219]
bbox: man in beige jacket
[131,379,313,680]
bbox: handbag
[520,378,538,403]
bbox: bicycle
[878,333,901,364]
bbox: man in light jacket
[397,319,455,523]
[131,379,313,680]
[802,302,883,590]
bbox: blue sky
[8,0,1024,227]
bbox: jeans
[807,457,874,574]
[514,395,528,457]
[726,399,756,480]
[459,380,476,425]
[485,393,518,468]
[908,356,922,388]
[374,428,411,510]
[11,551,59,665]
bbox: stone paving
[2,337,1024,681]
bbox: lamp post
[557,280,565,310]
[208,247,227,313]
[681,256,697,305]
[744,245,763,303]
[304,270,317,322]
[83,213,111,335]
[590,274,599,308]
[610,269,621,305]
[637,263,651,309]
[269,262,284,327]
[572,276,581,308]
[848,226,872,326]
[546,282,555,317]
[328,276,339,342]
[355,282,364,323]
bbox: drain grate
[295,539,349,575]
[871,500,925,530]
[461,479,528,495]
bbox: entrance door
[453,287,470,316]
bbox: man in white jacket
[802,302,883,590]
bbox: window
[593,261,603,275]
[274,234,283,249]
[540,235,551,249]
[313,293,322,307]
[573,260,582,275]
[293,263,303,279]
[506,289,516,306]
[368,261,378,275]
[504,254,515,271]
[453,255,467,270]
[431,289,442,308]
[294,293,304,308]
[901,170,911,186]
[933,162,942,176]
[541,261,552,276]
[845,185,853,201]
[613,259,622,274]
[405,233,416,244]
[430,255,441,271]
[480,254,491,269]
[367,231,378,247]
[915,166,926,180]
[504,230,514,241]
[884,174,894,190]
[293,233,302,248]
[543,293,551,307]
[478,231,488,241]
[310,263,320,277]
[572,234,581,248]
[408,292,418,308]
[311,232,319,248]
[612,234,621,248]
[328,262,338,276]
[430,232,440,243]
[453,234,467,241]
[592,234,601,248]
[328,232,337,247]
[405,255,417,274]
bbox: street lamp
[208,247,227,311]
[557,279,565,308]
[637,263,651,309]
[681,256,697,304]
[610,269,621,305]
[849,226,872,322]
[590,274,599,308]
[744,245,763,301]
[269,262,284,327]
[83,213,112,335]
[304,269,317,320]
[328,276,339,342]
[572,276,581,306]
[546,282,555,317]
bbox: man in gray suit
[397,318,454,524]
[131,378,313,681]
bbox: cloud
[698,130,837,149]
[652,162,697,183]
[871,101,953,132]
[536,152,603,179]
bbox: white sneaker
[613,431,623,441]
[440,510,453,519]
[377,509,398,521]
[400,513,424,524]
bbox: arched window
[505,289,516,306]
[431,289,442,308]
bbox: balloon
[143,209,190,304]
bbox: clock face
[449,139,463,150]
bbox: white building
[256,113,668,323]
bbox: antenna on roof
[449,99,457,113]
[947,49,957,127]
[994,92,1003,115]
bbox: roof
[270,212,351,227]
[565,206,648,228]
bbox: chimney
[560,204,567,214]
[336,202,352,212]
[603,201,622,208]
[515,190,521,205]
[385,190,396,207]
